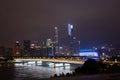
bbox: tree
[81,59,99,74]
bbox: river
[0,62,81,80]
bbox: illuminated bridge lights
[14,58,84,64]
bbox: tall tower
[68,24,74,56]
[54,27,59,55]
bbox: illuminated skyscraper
[46,38,54,57]
[54,27,59,55]
[68,24,73,37]
[46,39,52,47]
[13,41,21,56]
[68,24,74,56]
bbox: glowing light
[48,63,54,67]
[16,41,19,43]
[31,44,35,48]
[68,24,73,36]
[48,63,64,67]
[15,63,23,66]
[64,63,70,66]
[101,46,105,49]
[79,52,98,57]
[15,59,22,62]
[55,27,57,30]
[37,61,42,64]
[71,25,73,29]
[28,61,35,64]
[59,46,63,49]
[55,63,63,67]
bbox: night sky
[0,0,120,48]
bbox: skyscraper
[46,39,52,47]
[54,27,59,56]
[13,41,21,56]
[46,38,54,57]
[23,40,31,56]
[68,24,74,56]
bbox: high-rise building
[54,27,59,56]
[46,38,54,57]
[46,39,52,47]
[41,37,46,48]
[72,37,79,55]
[68,24,74,56]
[23,40,31,56]
[13,41,21,56]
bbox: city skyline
[0,0,120,48]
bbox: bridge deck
[14,58,84,64]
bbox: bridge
[14,58,84,64]
[13,58,85,67]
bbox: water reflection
[0,63,80,80]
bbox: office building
[13,41,22,56]
[23,40,31,56]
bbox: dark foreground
[23,73,120,80]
